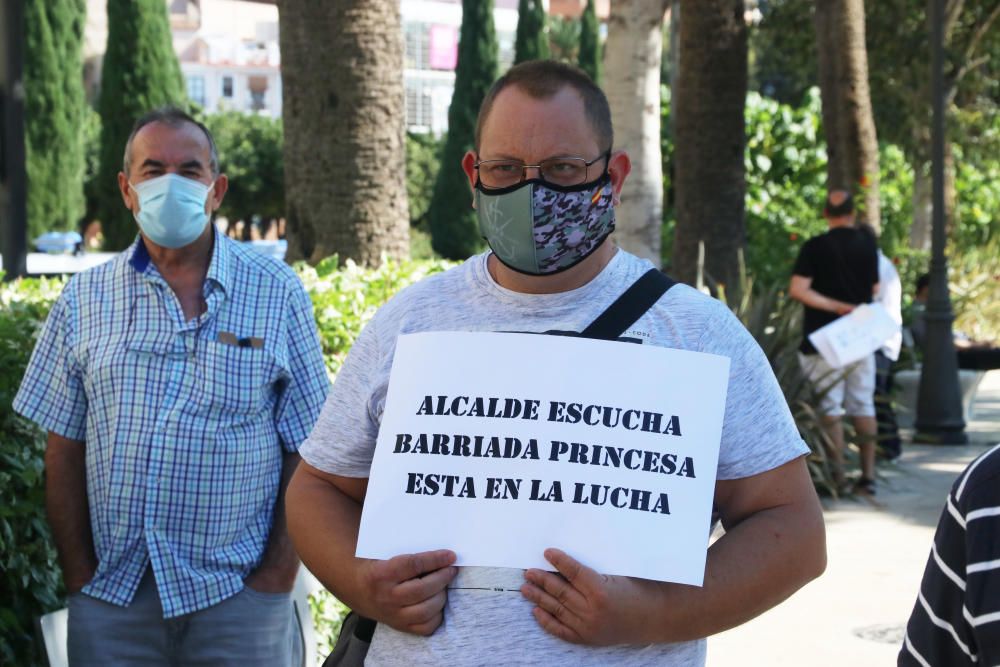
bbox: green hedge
[0,278,67,666]
[0,259,451,665]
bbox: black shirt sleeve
[792,239,815,278]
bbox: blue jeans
[67,568,303,667]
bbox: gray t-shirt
[301,249,809,666]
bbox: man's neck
[827,217,854,230]
[487,240,617,294]
[144,226,214,285]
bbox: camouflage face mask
[474,175,616,276]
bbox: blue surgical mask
[129,173,214,249]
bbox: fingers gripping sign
[520,548,646,646]
[363,549,458,636]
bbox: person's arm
[45,432,97,594]
[789,274,855,315]
[286,462,457,635]
[245,451,302,592]
[520,456,826,645]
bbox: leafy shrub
[309,589,350,659]
[0,259,453,663]
[0,277,65,666]
[297,255,454,378]
[949,238,1000,343]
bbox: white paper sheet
[356,331,731,586]
[808,302,901,368]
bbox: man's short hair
[916,273,931,293]
[475,60,613,153]
[823,190,855,218]
[122,106,219,177]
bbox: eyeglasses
[475,152,609,190]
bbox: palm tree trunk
[672,0,747,297]
[813,0,880,230]
[279,0,409,266]
[604,0,670,266]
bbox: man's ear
[607,150,631,206]
[208,174,229,212]
[118,172,135,212]
[461,151,478,208]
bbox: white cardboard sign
[808,302,900,368]
[356,331,731,586]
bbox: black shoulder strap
[579,268,677,341]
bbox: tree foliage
[427,0,498,259]
[750,0,816,105]
[548,16,581,64]
[867,0,1000,159]
[514,0,550,63]
[578,0,602,83]
[96,0,187,250]
[406,132,444,226]
[24,0,87,239]
[204,112,284,230]
[0,280,65,667]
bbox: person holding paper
[288,60,825,666]
[789,191,880,494]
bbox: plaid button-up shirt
[14,231,329,617]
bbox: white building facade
[84,0,546,132]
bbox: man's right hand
[834,302,856,315]
[64,570,95,596]
[359,549,458,636]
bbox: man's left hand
[520,548,648,646]
[245,566,297,594]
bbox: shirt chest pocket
[193,341,278,420]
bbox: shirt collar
[127,228,232,295]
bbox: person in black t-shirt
[789,190,880,493]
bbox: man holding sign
[789,191,880,494]
[288,61,825,665]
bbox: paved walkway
[709,370,1000,666]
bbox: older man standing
[287,61,825,666]
[14,107,329,665]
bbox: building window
[222,76,234,98]
[248,75,268,111]
[186,75,206,107]
[404,21,430,70]
[405,84,434,131]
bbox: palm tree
[604,0,670,265]
[671,0,747,297]
[278,0,409,266]
[814,0,880,230]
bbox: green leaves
[0,260,458,664]
[0,282,62,666]
[297,258,455,378]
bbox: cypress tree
[427,0,498,259]
[24,0,87,239]
[97,0,187,250]
[514,0,549,63]
[578,0,601,84]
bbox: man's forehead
[478,85,599,158]
[131,121,211,163]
